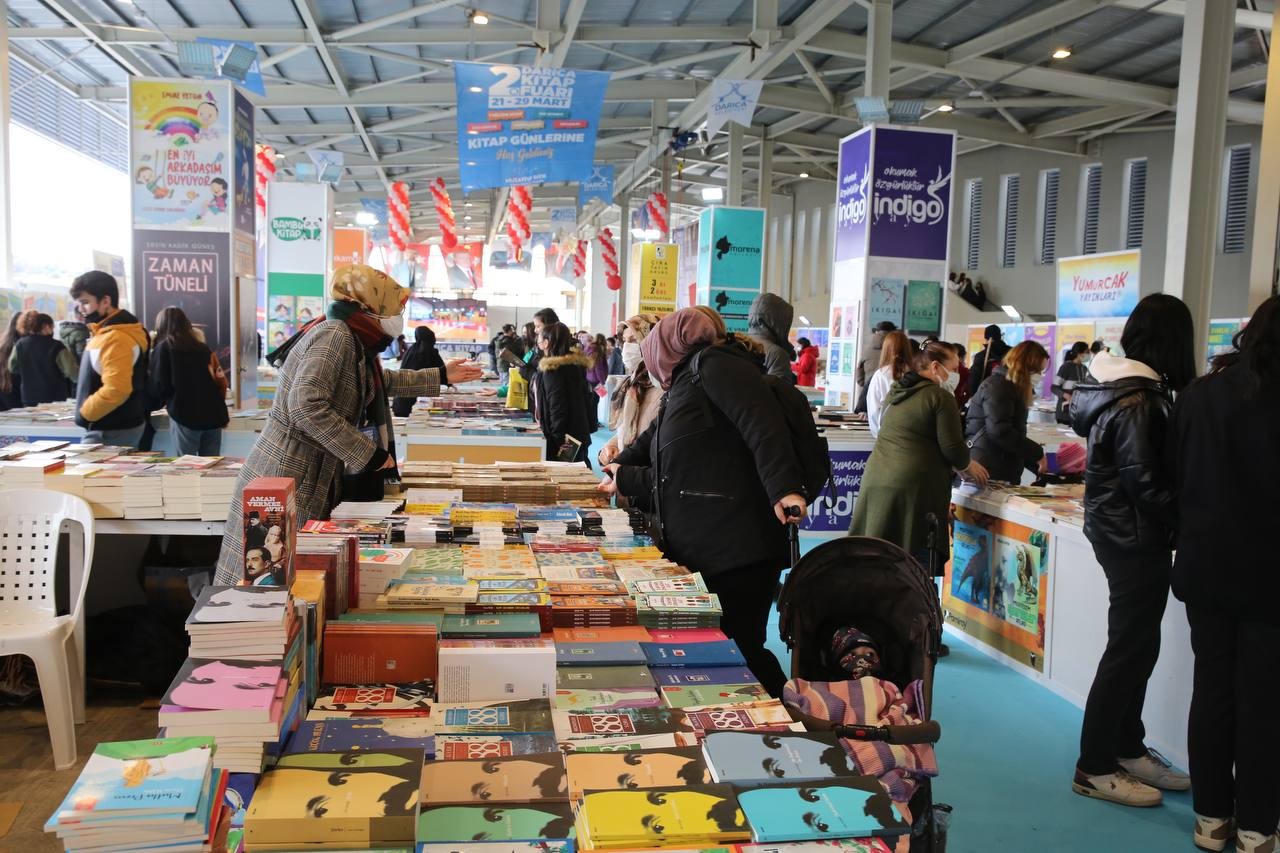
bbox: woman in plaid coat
[213,266,481,585]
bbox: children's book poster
[130,79,231,230]
[943,503,1050,672]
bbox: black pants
[704,561,788,698]
[1077,547,1171,775]
[1187,605,1280,834]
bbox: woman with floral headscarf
[597,313,661,466]
[212,265,482,585]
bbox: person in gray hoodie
[746,292,796,383]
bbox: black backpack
[689,344,833,503]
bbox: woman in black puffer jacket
[392,325,448,417]
[964,340,1049,484]
[1067,294,1196,809]
[603,306,807,698]
[533,322,593,464]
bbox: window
[1038,168,1060,265]
[965,178,983,271]
[1122,158,1148,250]
[1080,164,1102,254]
[8,56,127,173]
[998,174,1019,268]
[1221,144,1252,254]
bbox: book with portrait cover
[241,477,296,588]
[420,752,568,805]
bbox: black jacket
[967,338,1011,397]
[393,327,447,417]
[14,334,73,406]
[1052,360,1090,424]
[148,339,229,430]
[1069,353,1175,555]
[614,343,805,576]
[534,351,594,461]
[964,366,1043,484]
[1170,364,1280,621]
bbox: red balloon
[606,274,622,291]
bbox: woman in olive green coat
[850,341,989,569]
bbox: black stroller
[777,532,948,853]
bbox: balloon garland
[598,228,621,290]
[254,145,276,221]
[430,178,458,251]
[646,191,669,238]
[505,186,533,260]
[573,238,588,280]
[388,181,412,252]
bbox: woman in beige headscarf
[597,313,662,466]
[212,265,481,585]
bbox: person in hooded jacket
[1170,295,1280,853]
[855,321,896,413]
[747,292,796,383]
[602,306,808,698]
[10,312,76,406]
[964,340,1050,484]
[392,325,448,417]
[533,322,594,464]
[1053,341,1092,424]
[69,272,152,447]
[850,342,989,569]
[1068,293,1196,809]
[792,337,819,387]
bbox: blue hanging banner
[454,62,610,191]
[578,164,614,207]
[194,38,266,96]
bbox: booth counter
[943,487,1193,770]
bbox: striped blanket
[783,677,939,804]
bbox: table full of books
[44,473,913,853]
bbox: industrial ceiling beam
[946,0,1121,65]
[1111,0,1271,31]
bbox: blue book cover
[286,718,436,757]
[555,641,645,666]
[642,640,747,668]
[651,666,758,686]
[45,737,214,825]
[435,732,560,759]
[702,732,863,783]
[735,780,909,842]
[223,772,256,829]
[434,699,554,733]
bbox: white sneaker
[1194,815,1235,851]
[1236,830,1279,853]
[1119,749,1191,791]
[1072,768,1162,807]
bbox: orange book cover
[552,626,651,643]
[322,624,437,685]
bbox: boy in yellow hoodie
[69,272,151,447]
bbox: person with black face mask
[68,271,151,447]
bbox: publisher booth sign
[1057,250,1141,320]
[133,229,231,367]
[801,449,871,532]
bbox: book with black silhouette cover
[244,749,423,847]
[701,732,864,784]
[416,802,576,843]
[576,785,750,848]
[565,745,710,801]
[420,752,568,805]
[734,780,909,842]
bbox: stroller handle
[833,720,942,746]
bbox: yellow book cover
[566,745,710,801]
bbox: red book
[321,624,438,685]
[242,477,297,588]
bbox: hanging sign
[1057,250,1141,320]
[134,229,230,366]
[705,79,764,136]
[627,243,679,317]
[578,164,614,207]
[454,62,610,191]
[867,127,955,262]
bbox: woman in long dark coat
[213,266,480,585]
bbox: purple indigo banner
[834,128,873,263]
[801,449,871,532]
[868,127,955,261]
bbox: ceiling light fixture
[1051,46,1072,60]
[701,186,724,202]
[798,171,810,179]
[468,86,482,93]
[355,211,378,226]
[798,315,810,325]
[470,10,490,25]
[937,102,955,113]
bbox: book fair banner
[1057,250,1141,320]
[130,79,232,230]
[454,62,611,191]
[133,229,231,367]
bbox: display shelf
[96,519,225,536]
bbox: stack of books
[198,468,239,522]
[381,580,479,611]
[417,752,572,843]
[574,784,751,849]
[301,518,391,545]
[354,546,415,607]
[635,592,724,629]
[160,468,203,519]
[0,452,66,487]
[322,620,438,685]
[43,737,227,852]
[122,468,165,518]
[157,658,288,773]
[81,466,128,517]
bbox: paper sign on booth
[1057,250,1141,320]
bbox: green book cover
[555,665,655,690]
[442,613,542,638]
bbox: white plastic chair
[0,489,96,769]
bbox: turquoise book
[642,641,747,668]
[442,613,542,638]
[735,780,909,842]
[702,732,863,783]
[416,803,576,842]
[555,641,646,666]
[45,737,214,825]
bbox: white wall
[950,125,1263,320]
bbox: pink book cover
[161,659,285,711]
[242,477,297,588]
[646,629,729,643]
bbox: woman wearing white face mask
[211,265,482,586]
[849,341,988,571]
[598,313,662,467]
[965,340,1050,484]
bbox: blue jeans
[170,422,223,456]
[82,424,146,448]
